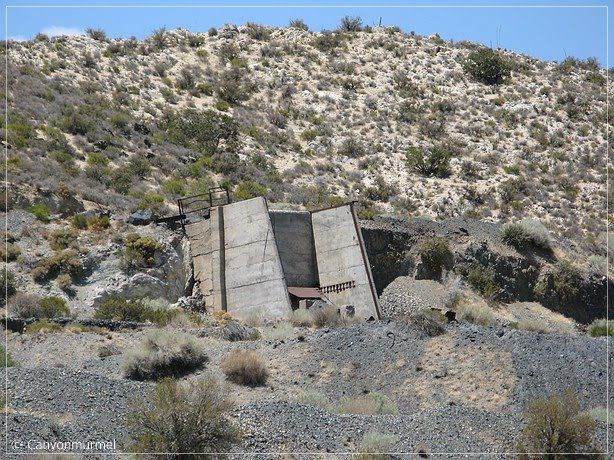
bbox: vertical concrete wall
[269,210,318,287]
[221,197,292,320]
[312,204,380,320]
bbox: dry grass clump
[588,319,614,337]
[336,392,398,415]
[356,431,396,460]
[260,321,295,341]
[455,296,495,326]
[123,330,207,381]
[511,319,551,334]
[288,308,313,327]
[311,306,346,328]
[294,391,333,412]
[220,350,268,387]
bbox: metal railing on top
[174,186,230,231]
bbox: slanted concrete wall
[312,204,380,320]
[269,210,318,287]
[221,197,292,320]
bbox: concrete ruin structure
[183,196,380,321]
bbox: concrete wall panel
[269,210,318,287]
[312,204,380,319]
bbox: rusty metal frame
[176,186,230,231]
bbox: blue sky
[3,1,610,67]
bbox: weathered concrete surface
[312,204,380,320]
[269,210,318,287]
[219,197,291,320]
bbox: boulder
[128,209,157,225]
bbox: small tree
[518,390,598,458]
[127,378,240,457]
[339,16,363,32]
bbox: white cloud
[40,26,84,37]
[8,35,28,42]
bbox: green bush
[47,228,78,250]
[1,267,16,301]
[162,178,186,197]
[0,344,16,367]
[357,432,396,460]
[337,392,398,415]
[165,108,240,156]
[518,390,597,458]
[123,330,207,380]
[133,192,165,214]
[119,233,163,272]
[218,43,240,63]
[502,219,551,251]
[86,28,107,41]
[588,319,614,337]
[245,22,270,41]
[32,249,83,282]
[463,48,511,85]
[534,261,582,306]
[214,99,230,112]
[314,31,346,52]
[29,203,51,222]
[39,296,70,318]
[94,297,179,325]
[71,215,88,229]
[463,263,501,302]
[25,320,64,334]
[294,391,333,411]
[406,146,451,178]
[127,377,239,455]
[220,350,268,387]
[0,242,21,262]
[88,216,111,231]
[419,237,453,276]
[234,181,267,201]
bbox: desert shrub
[289,19,309,31]
[419,237,453,276]
[123,330,207,381]
[588,319,614,337]
[463,48,510,85]
[312,306,345,328]
[161,178,186,197]
[510,319,551,334]
[149,26,167,50]
[294,391,333,411]
[119,233,163,273]
[499,177,527,204]
[518,390,597,458]
[0,344,16,368]
[0,242,21,262]
[32,249,83,282]
[47,228,78,250]
[71,215,88,229]
[456,295,495,326]
[94,297,177,325]
[88,216,111,231]
[9,292,43,318]
[220,350,268,386]
[215,99,230,111]
[127,378,239,456]
[314,31,346,53]
[338,136,366,158]
[1,267,16,301]
[234,181,267,201]
[165,108,240,156]
[208,27,218,37]
[25,320,64,334]
[29,203,51,222]
[502,219,551,250]
[218,43,240,62]
[463,263,501,302]
[404,311,446,337]
[39,296,70,318]
[339,15,363,32]
[86,28,107,41]
[357,432,396,460]
[245,22,270,41]
[56,273,72,292]
[534,261,582,306]
[337,392,398,415]
[406,146,451,178]
[288,309,313,327]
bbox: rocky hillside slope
[3,23,610,246]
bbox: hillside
[4,24,610,243]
